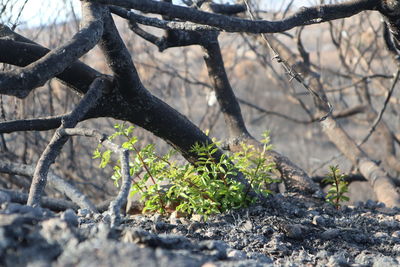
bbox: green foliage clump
[94,124,278,218]
[323,165,349,209]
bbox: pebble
[372,255,399,267]
[374,232,389,239]
[227,249,246,260]
[241,220,253,232]
[328,253,349,267]
[191,214,204,222]
[312,215,326,226]
[61,209,78,227]
[365,199,376,209]
[283,224,305,240]
[78,208,90,217]
[391,231,400,239]
[321,229,340,240]
[0,191,10,204]
[188,222,202,232]
[151,213,163,223]
[169,211,180,225]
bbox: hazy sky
[10,0,326,28]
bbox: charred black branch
[0,2,106,98]
[0,188,79,212]
[91,0,378,33]
[0,115,64,133]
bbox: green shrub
[323,165,349,209]
[94,124,278,218]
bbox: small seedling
[323,165,349,209]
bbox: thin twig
[358,69,400,146]
[243,0,333,121]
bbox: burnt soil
[1,192,399,267]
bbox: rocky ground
[1,192,400,267]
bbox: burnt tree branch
[0,2,106,98]
[27,77,109,207]
[91,0,378,33]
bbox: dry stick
[27,77,107,207]
[358,69,400,147]
[61,128,132,227]
[0,160,97,212]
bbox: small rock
[199,240,228,259]
[151,222,173,233]
[188,222,202,232]
[392,231,400,239]
[354,201,364,208]
[375,202,386,208]
[355,251,374,266]
[372,256,399,267]
[93,213,103,221]
[241,220,253,232]
[261,226,274,236]
[204,229,217,238]
[374,232,389,239]
[312,215,326,226]
[152,213,163,223]
[0,191,10,204]
[227,249,246,260]
[180,217,190,225]
[365,200,376,209]
[316,250,329,259]
[328,252,349,267]
[321,229,340,240]
[0,227,10,249]
[247,252,273,263]
[61,209,78,227]
[376,207,397,215]
[102,213,111,224]
[78,208,90,217]
[191,214,204,222]
[283,224,305,240]
[170,211,180,225]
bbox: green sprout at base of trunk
[323,165,350,209]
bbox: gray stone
[372,256,398,267]
[241,220,253,232]
[77,208,90,217]
[191,214,204,222]
[61,209,78,227]
[284,224,305,240]
[327,253,348,267]
[312,215,326,226]
[169,211,180,225]
[0,191,10,205]
[321,229,340,240]
[227,249,246,260]
[391,230,400,238]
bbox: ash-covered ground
[1,192,399,267]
